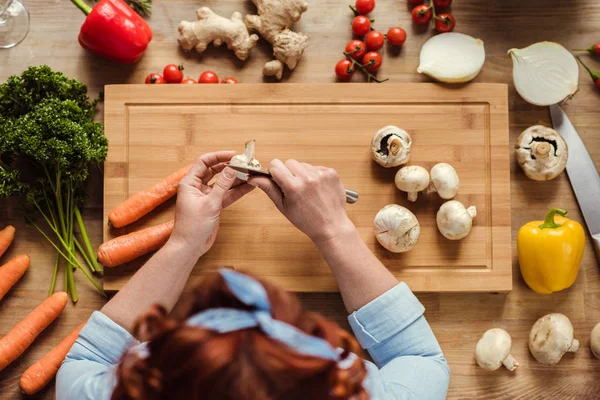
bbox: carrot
[108,164,191,228]
[0,255,30,301]
[19,323,85,395]
[0,292,68,372]
[97,220,175,267]
[0,225,16,259]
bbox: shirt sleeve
[56,311,138,400]
[348,283,450,400]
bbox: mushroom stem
[467,206,477,218]
[532,142,551,158]
[389,138,402,156]
[407,192,418,202]
[502,354,520,371]
[568,339,580,352]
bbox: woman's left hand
[170,151,254,257]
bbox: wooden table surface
[1,0,600,398]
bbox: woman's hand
[171,151,254,257]
[248,160,356,244]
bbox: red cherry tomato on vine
[345,40,366,60]
[386,27,407,46]
[408,0,424,4]
[335,59,355,81]
[435,13,455,33]
[199,71,219,84]
[180,78,197,84]
[355,0,375,15]
[145,73,165,84]
[362,52,382,72]
[365,30,385,51]
[221,77,239,84]
[163,64,184,83]
[352,16,371,36]
[411,4,432,24]
[433,0,452,8]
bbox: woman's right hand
[248,160,356,244]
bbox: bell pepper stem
[71,0,93,16]
[539,208,568,230]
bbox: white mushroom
[425,163,459,199]
[436,200,476,240]
[475,328,519,371]
[395,166,430,202]
[374,205,420,253]
[529,313,579,365]
[515,125,568,181]
[590,322,600,360]
[371,125,412,168]
[229,140,261,181]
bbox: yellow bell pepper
[517,208,585,294]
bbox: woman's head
[112,271,368,400]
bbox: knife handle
[593,233,600,264]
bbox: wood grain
[1,0,600,398]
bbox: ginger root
[178,7,259,61]
[245,0,309,79]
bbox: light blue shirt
[57,283,450,399]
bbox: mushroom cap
[371,125,412,168]
[529,313,576,365]
[395,166,430,193]
[515,125,568,181]
[436,200,476,240]
[429,163,459,199]
[374,204,420,253]
[475,328,512,371]
[591,322,600,360]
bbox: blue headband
[184,269,341,362]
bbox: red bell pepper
[71,0,152,64]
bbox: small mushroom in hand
[515,125,568,181]
[591,322,600,359]
[475,328,519,371]
[371,125,412,168]
[374,204,420,253]
[529,313,579,365]
[436,200,476,240]
[395,166,430,202]
[425,163,459,199]
[230,140,261,170]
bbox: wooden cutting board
[103,83,511,292]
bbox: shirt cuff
[347,282,425,350]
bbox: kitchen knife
[549,104,600,260]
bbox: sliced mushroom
[515,125,568,181]
[436,200,476,240]
[374,204,420,253]
[475,328,519,371]
[371,125,412,168]
[425,163,459,199]
[529,313,579,365]
[590,322,600,360]
[395,166,430,202]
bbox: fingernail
[223,167,236,178]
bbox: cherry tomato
[386,27,407,46]
[352,16,371,36]
[199,71,219,84]
[221,77,239,84]
[411,4,432,24]
[163,64,184,83]
[145,73,165,84]
[355,0,375,15]
[365,30,385,51]
[335,59,355,81]
[181,78,197,84]
[408,0,424,4]
[435,13,455,33]
[345,40,366,60]
[362,51,382,72]
[595,79,600,89]
[433,0,452,8]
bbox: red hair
[111,272,369,400]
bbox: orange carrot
[97,220,175,267]
[108,164,191,228]
[0,255,30,301]
[19,323,85,395]
[0,225,16,259]
[0,292,68,372]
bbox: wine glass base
[0,0,30,49]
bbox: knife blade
[227,164,360,204]
[549,104,600,260]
